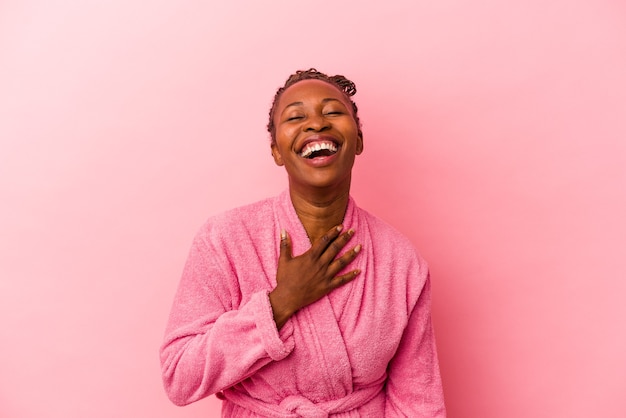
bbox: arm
[159,233,295,406]
[384,275,447,417]
[160,222,362,406]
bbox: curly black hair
[267,68,362,144]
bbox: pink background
[1,1,625,417]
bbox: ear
[356,132,364,155]
[271,143,284,166]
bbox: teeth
[300,142,338,158]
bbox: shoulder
[357,206,424,260]
[193,196,277,245]
[205,195,276,230]
[356,206,430,299]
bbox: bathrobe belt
[221,383,383,418]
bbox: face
[271,79,363,193]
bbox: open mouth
[299,141,339,159]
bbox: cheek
[344,123,360,145]
[276,128,301,152]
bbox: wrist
[268,287,297,330]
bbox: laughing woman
[160,69,446,417]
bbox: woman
[160,69,446,417]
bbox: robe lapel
[272,191,356,399]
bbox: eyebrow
[282,98,343,111]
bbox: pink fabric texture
[160,191,446,417]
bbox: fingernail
[348,228,355,236]
[336,225,343,232]
[354,244,362,253]
[280,229,287,240]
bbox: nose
[304,113,330,132]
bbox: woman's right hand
[269,225,362,329]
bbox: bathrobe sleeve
[159,222,295,406]
[384,274,447,417]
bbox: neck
[289,184,351,243]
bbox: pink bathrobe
[160,191,446,417]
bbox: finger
[330,269,361,290]
[319,229,356,265]
[326,244,362,276]
[279,229,293,261]
[310,225,344,257]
